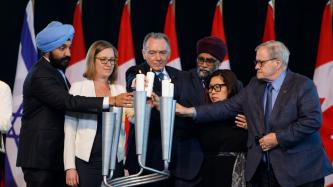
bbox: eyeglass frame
[95,57,117,65]
[208,83,226,93]
[253,58,277,67]
[197,56,218,65]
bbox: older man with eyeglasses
[176,40,333,187]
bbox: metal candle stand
[102,91,176,186]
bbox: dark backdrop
[0,0,328,89]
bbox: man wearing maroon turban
[195,36,227,82]
[169,36,228,186]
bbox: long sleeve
[63,82,83,170]
[63,111,79,170]
[0,81,12,133]
[276,79,322,148]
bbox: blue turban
[36,21,75,52]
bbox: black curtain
[1,0,328,88]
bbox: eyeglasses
[253,58,277,67]
[197,56,218,65]
[96,57,117,65]
[145,50,169,58]
[208,84,226,93]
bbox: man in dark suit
[124,33,184,186]
[16,21,133,187]
[173,36,228,186]
[176,40,333,187]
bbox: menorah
[102,90,176,186]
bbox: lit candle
[136,73,145,91]
[146,71,155,97]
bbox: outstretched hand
[175,103,195,118]
[114,92,134,108]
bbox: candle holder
[102,91,171,187]
[159,97,176,163]
[102,107,123,184]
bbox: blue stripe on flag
[5,1,37,186]
[20,12,37,70]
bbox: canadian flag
[313,1,333,186]
[262,0,276,42]
[66,1,86,84]
[164,0,182,70]
[117,0,136,152]
[211,0,230,69]
[116,0,136,87]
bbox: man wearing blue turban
[16,21,133,187]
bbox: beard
[197,68,213,79]
[49,53,70,72]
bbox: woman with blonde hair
[64,40,133,187]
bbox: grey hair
[142,32,171,53]
[255,40,290,66]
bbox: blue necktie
[263,83,273,164]
[264,83,273,133]
[157,72,165,81]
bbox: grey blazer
[194,70,333,187]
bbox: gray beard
[197,69,211,79]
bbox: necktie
[262,83,273,165]
[264,83,273,133]
[201,79,206,88]
[157,72,165,81]
[58,69,70,90]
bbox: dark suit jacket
[125,62,184,173]
[170,69,206,181]
[16,57,104,171]
[194,70,333,186]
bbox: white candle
[162,80,170,97]
[169,83,174,98]
[145,71,155,97]
[136,73,145,91]
[162,79,174,97]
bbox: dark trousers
[22,167,65,187]
[249,161,324,187]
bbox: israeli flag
[5,1,37,186]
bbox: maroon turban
[196,36,227,62]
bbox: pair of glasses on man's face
[96,57,117,65]
[208,83,226,93]
[253,58,277,67]
[197,56,218,65]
